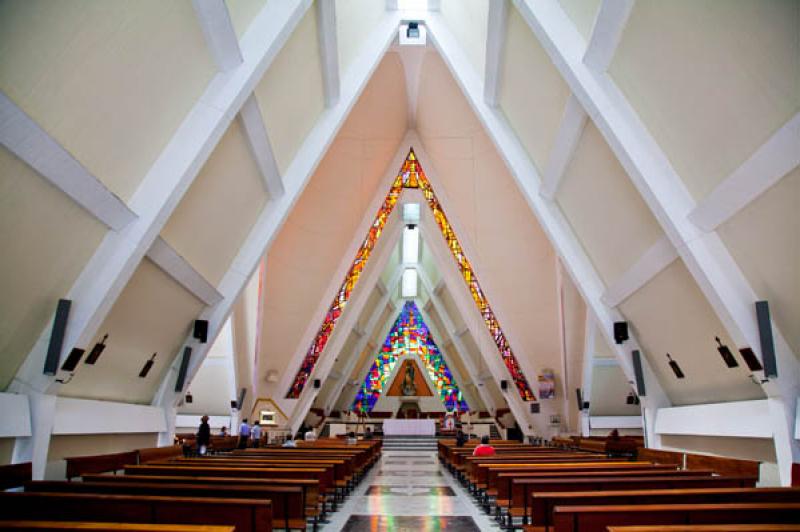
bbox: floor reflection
[341,515,480,531]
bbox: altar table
[382,419,436,436]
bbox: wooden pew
[551,502,800,532]
[531,487,800,529]
[511,474,759,525]
[0,522,235,532]
[607,526,800,532]
[137,447,183,465]
[26,481,306,531]
[65,452,139,480]
[0,492,272,532]
[0,462,32,490]
[82,475,320,528]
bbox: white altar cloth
[382,419,436,436]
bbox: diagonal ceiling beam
[146,237,223,306]
[423,10,671,446]
[540,93,587,199]
[10,0,313,397]
[0,92,137,232]
[484,0,509,107]
[582,0,635,72]
[513,0,800,480]
[151,9,403,433]
[316,0,341,107]
[601,235,678,308]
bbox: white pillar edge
[192,0,244,72]
[688,112,800,232]
[238,95,285,198]
[582,0,635,72]
[0,92,137,232]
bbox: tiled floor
[322,450,501,531]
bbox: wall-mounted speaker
[755,301,777,378]
[44,299,72,375]
[631,350,647,397]
[313,379,321,389]
[613,321,629,344]
[230,400,239,410]
[174,347,192,392]
[575,388,583,411]
[530,402,540,414]
[185,393,193,404]
[739,347,763,372]
[582,401,590,410]
[715,337,738,368]
[666,353,685,379]
[500,380,508,391]
[60,348,85,373]
[237,388,247,410]
[193,320,209,344]
[139,353,157,378]
[85,334,108,365]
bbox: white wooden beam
[316,0,341,107]
[484,0,509,107]
[512,0,800,480]
[150,10,403,427]
[601,235,678,308]
[10,0,313,398]
[238,95,285,198]
[540,94,587,199]
[0,92,137,231]
[579,313,596,436]
[147,237,223,306]
[192,0,243,72]
[582,0,635,72]
[424,11,672,442]
[688,112,800,232]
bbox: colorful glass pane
[286,149,535,402]
[351,301,468,413]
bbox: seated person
[346,431,358,445]
[304,427,317,441]
[472,435,495,456]
[455,429,468,447]
[363,427,374,440]
[282,434,298,447]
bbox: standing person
[455,429,468,447]
[238,418,250,449]
[251,421,262,448]
[196,415,211,456]
[472,435,495,457]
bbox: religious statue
[401,362,417,396]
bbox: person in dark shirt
[455,429,468,447]
[196,415,211,456]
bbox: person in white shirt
[304,428,317,441]
[251,421,262,448]
[282,434,297,447]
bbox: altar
[382,418,436,437]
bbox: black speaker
[60,348,85,373]
[530,402,540,414]
[755,301,777,378]
[500,380,508,391]
[230,400,239,410]
[613,321,629,344]
[582,401,590,410]
[139,353,157,378]
[575,388,583,411]
[44,299,72,375]
[174,347,192,392]
[237,388,247,410]
[193,320,209,343]
[631,350,647,396]
[739,347,763,372]
[715,336,738,368]
[185,393,193,404]
[313,379,321,389]
[666,353,685,379]
[85,334,108,365]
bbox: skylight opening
[402,225,419,264]
[402,268,418,298]
[398,0,428,10]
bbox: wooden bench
[65,452,139,480]
[137,447,183,465]
[0,522,235,532]
[0,492,272,532]
[0,461,32,490]
[82,475,320,528]
[511,474,759,525]
[531,487,800,529]
[26,481,306,531]
[550,502,800,532]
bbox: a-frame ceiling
[1,0,798,483]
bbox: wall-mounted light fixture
[138,353,157,378]
[715,336,738,368]
[666,353,685,379]
[85,334,108,365]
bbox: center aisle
[323,449,502,531]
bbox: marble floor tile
[340,515,480,531]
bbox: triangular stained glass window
[286,149,536,402]
[352,301,468,413]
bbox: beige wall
[0,0,215,201]
[45,433,157,480]
[610,0,800,201]
[558,0,600,40]
[226,0,268,38]
[440,0,490,78]
[256,6,325,175]
[0,147,107,390]
[336,0,387,77]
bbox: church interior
[1,0,799,530]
